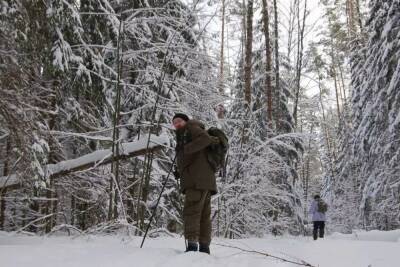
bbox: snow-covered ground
[1,230,399,267]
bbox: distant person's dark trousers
[313,221,325,240]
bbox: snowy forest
[0,0,399,242]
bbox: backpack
[206,127,229,172]
[317,199,328,213]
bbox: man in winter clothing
[172,113,217,254]
[309,195,327,240]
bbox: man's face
[173,117,187,130]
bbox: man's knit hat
[172,113,189,122]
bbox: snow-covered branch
[0,135,169,190]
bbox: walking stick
[140,154,178,248]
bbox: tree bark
[273,0,281,124]
[217,0,226,119]
[293,0,307,129]
[328,18,341,119]
[70,194,75,226]
[139,153,154,230]
[317,72,336,179]
[0,137,11,230]
[355,0,363,31]
[304,120,314,208]
[219,0,225,94]
[44,84,59,233]
[332,63,341,119]
[347,0,356,37]
[261,0,273,124]
[109,14,124,221]
[286,0,296,66]
[244,0,254,106]
[338,63,347,105]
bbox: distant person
[172,113,218,254]
[309,195,328,240]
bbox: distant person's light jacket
[309,200,326,222]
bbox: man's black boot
[185,241,198,252]
[199,243,210,254]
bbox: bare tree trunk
[355,0,363,31]
[337,69,345,107]
[304,121,314,210]
[44,177,57,233]
[347,0,364,37]
[108,176,114,220]
[262,0,273,124]
[293,0,307,129]
[139,153,154,230]
[0,137,11,230]
[109,15,124,221]
[271,0,282,228]
[225,8,231,79]
[217,0,226,119]
[127,158,139,223]
[345,0,350,36]
[346,0,355,37]
[241,0,246,67]
[217,197,220,237]
[317,73,336,179]
[286,0,296,65]
[78,201,87,230]
[244,0,254,106]
[219,0,225,94]
[273,0,281,124]
[45,90,59,233]
[338,63,347,105]
[328,18,341,119]
[70,195,75,226]
[332,64,341,118]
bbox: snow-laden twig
[48,131,113,141]
[0,132,9,141]
[16,212,61,233]
[0,156,22,194]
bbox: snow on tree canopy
[331,0,400,231]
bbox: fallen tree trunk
[0,135,169,191]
